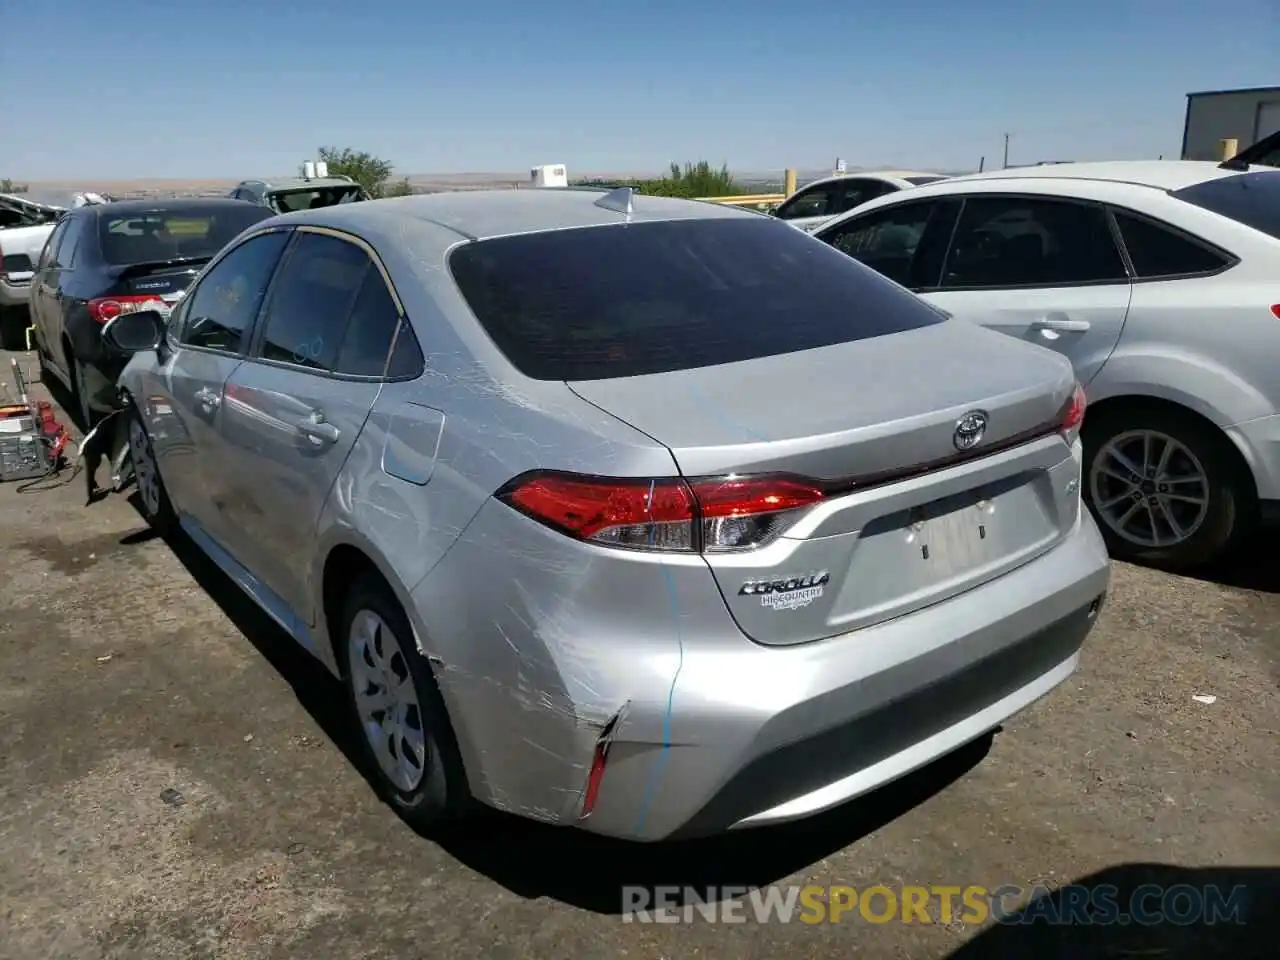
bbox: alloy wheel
[1089,429,1210,549]
[348,609,427,792]
[128,417,162,517]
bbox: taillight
[496,471,826,554]
[1270,304,1280,320]
[87,295,167,325]
[1060,383,1087,436]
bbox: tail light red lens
[1270,304,1280,320]
[1059,383,1087,434]
[496,471,826,554]
[88,295,167,325]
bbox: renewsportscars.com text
[621,883,1251,926]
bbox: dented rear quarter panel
[303,216,697,825]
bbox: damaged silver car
[103,187,1110,841]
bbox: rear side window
[1172,171,1280,241]
[448,217,946,381]
[257,232,415,378]
[58,216,86,267]
[36,219,67,270]
[1112,211,1229,278]
[941,196,1128,288]
[98,205,271,266]
[335,268,406,377]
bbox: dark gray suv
[229,176,370,214]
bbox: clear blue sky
[2,0,1276,180]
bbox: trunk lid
[569,320,1083,646]
[110,259,208,300]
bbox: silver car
[812,161,1280,569]
[105,188,1110,842]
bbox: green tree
[383,176,414,197]
[574,160,745,199]
[0,178,29,194]
[311,147,397,198]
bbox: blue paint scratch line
[685,382,770,443]
[634,480,686,836]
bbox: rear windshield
[1172,172,1280,241]
[904,176,947,185]
[98,205,272,266]
[448,216,946,381]
[269,185,365,213]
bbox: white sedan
[771,170,949,232]
[813,160,1280,568]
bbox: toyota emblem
[953,411,988,451]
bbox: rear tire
[70,353,97,431]
[1082,405,1253,569]
[126,404,177,535]
[338,573,469,829]
[36,342,53,384]
[0,307,25,351]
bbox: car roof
[84,197,264,217]
[266,187,760,241]
[801,169,946,189]
[245,177,357,191]
[935,161,1247,192]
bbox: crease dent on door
[216,369,382,617]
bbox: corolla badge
[739,571,830,611]
[953,410,988,451]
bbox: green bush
[574,160,746,198]
[311,147,401,199]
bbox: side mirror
[102,309,166,353]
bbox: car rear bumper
[0,278,31,308]
[414,498,1110,842]
[1227,413,1280,501]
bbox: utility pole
[1002,133,1010,169]
[978,156,985,172]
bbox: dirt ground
[0,346,1276,960]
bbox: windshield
[448,217,945,381]
[1172,171,1280,241]
[98,205,273,266]
[268,185,365,213]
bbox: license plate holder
[906,491,996,568]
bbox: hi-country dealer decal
[739,571,830,611]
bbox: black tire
[1082,404,1253,570]
[338,573,469,828]
[70,353,97,431]
[35,342,53,384]
[126,403,177,535]
[0,307,26,351]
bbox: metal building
[1181,85,1280,160]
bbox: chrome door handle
[194,387,220,409]
[1032,315,1090,333]
[298,410,340,445]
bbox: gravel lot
[0,347,1276,959]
